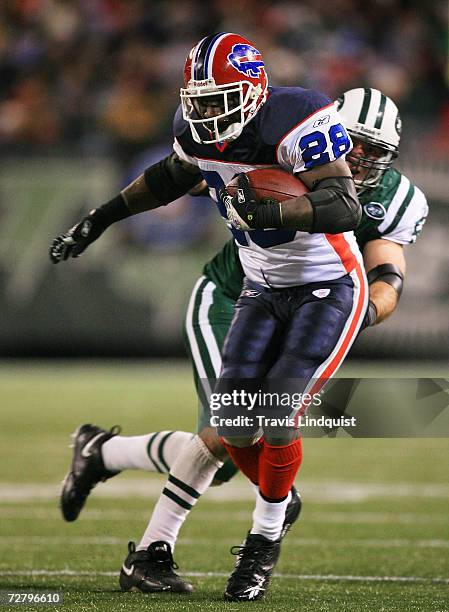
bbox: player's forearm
[120,174,160,214]
[280,176,361,233]
[279,196,313,231]
[361,261,405,329]
[368,281,399,324]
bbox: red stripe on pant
[293,263,367,424]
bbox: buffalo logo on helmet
[227,44,265,78]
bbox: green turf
[0,362,448,611]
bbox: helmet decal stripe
[194,34,217,80]
[204,32,227,79]
[357,88,372,124]
[374,93,387,129]
[190,38,204,80]
[191,37,206,81]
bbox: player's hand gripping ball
[219,168,309,230]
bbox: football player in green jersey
[59,88,428,593]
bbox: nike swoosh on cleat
[80,433,106,458]
[121,564,134,577]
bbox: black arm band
[304,175,361,234]
[360,300,378,331]
[97,194,132,227]
[367,263,404,297]
[144,152,203,206]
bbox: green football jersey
[356,168,428,249]
[202,168,428,300]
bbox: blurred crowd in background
[0,0,447,359]
[0,0,447,161]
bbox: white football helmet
[335,88,401,192]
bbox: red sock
[221,438,263,484]
[259,438,303,500]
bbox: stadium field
[0,362,448,611]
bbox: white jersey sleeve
[379,180,429,244]
[276,103,352,174]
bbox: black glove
[360,300,378,331]
[49,194,131,264]
[49,209,110,263]
[218,173,282,230]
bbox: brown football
[226,167,309,202]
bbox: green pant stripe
[185,277,237,432]
[208,285,230,352]
[185,277,215,398]
[191,280,221,380]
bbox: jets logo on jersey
[364,202,386,220]
[228,44,265,78]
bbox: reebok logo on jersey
[312,288,330,298]
[313,115,330,128]
[364,202,386,220]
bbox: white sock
[250,490,292,541]
[137,435,223,550]
[101,430,193,472]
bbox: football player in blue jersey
[50,35,427,601]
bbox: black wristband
[252,199,282,229]
[98,194,132,227]
[361,300,378,331]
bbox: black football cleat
[281,485,302,539]
[119,541,193,594]
[60,423,121,522]
[224,533,281,601]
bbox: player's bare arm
[49,153,202,263]
[362,238,405,325]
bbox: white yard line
[1,480,448,503]
[1,507,448,525]
[0,569,447,584]
[1,535,448,548]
